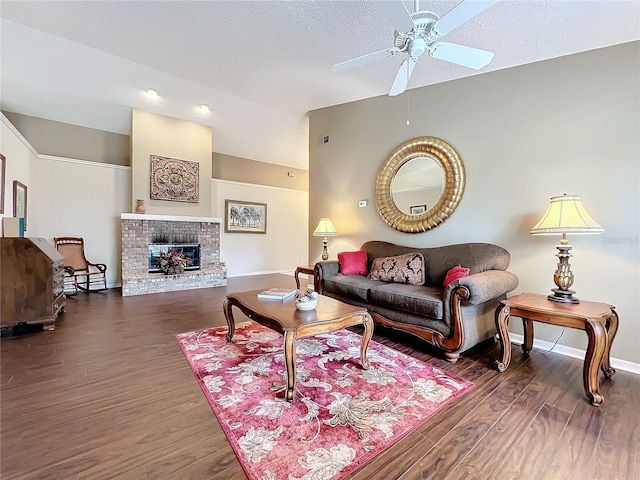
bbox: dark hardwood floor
[1,274,638,479]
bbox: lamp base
[321,237,329,261]
[547,288,580,304]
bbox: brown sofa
[315,241,519,362]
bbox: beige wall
[308,41,639,365]
[2,111,130,166]
[131,109,213,217]
[2,111,310,191]
[212,152,309,191]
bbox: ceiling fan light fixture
[408,37,427,57]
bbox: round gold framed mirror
[375,136,465,233]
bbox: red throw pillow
[338,250,368,275]
[444,265,470,287]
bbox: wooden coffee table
[223,290,373,401]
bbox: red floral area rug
[176,323,473,480]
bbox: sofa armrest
[314,261,340,294]
[437,270,519,352]
[454,270,519,305]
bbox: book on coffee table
[257,287,297,300]
[258,288,296,300]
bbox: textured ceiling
[1,1,638,170]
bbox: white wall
[308,42,640,365]
[1,117,33,227]
[213,179,308,277]
[31,157,131,287]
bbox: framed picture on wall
[0,153,5,214]
[13,180,27,231]
[410,204,427,215]
[225,199,267,234]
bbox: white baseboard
[227,269,293,278]
[510,333,640,375]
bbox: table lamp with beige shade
[530,194,604,304]
[313,217,338,261]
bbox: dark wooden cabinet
[1,237,66,329]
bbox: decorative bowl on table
[295,298,318,311]
[295,288,319,311]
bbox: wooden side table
[294,265,317,291]
[494,293,618,406]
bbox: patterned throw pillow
[368,253,425,285]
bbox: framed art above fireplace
[150,155,199,203]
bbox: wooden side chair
[54,237,107,295]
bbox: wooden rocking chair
[54,237,107,295]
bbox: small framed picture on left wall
[13,180,27,232]
[0,153,5,214]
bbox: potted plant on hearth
[155,249,192,275]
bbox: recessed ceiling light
[197,104,210,114]
[145,88,159,100]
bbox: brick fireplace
[120,213,227,296]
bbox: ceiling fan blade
[331,48,400,73]
[429,42,494,69]
[389,57,417,96]
[432,0,500,36]
[376,1,415,33]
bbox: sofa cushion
[368,283,444,319]
[368,253,425,285]
[323,275,379,302]
[338,249,368,275]
[444,265,470,287]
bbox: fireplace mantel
[121,213,222,223]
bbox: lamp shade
[313,217,338,236]
[530,194,604,235]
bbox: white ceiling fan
[332,0,499,96]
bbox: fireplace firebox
[148,244,201,273]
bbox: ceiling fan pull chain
[407,85,410,127]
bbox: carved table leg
[584,320,607,406]
[601,310,618,377]
[223,298,235,341]
[522,317,534,355]
[283,331,297,402]
[360,313,373,370]
[494,305,511,372]
[294,268,302,290]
